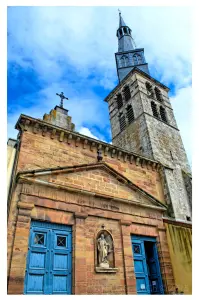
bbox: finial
[97,149,103,162]
[56,92,69,108]
[118,8,121,15]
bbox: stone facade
[105,69,192,221]
[7,114,176,294]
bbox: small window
[155,87,163,102]
[123,86,131,101]
[120,55,129,67]
[119,114,126,131]
[133,244,141,254]
[123,27,127,34]
[186,216,191,221]
[160,106,167,122]
[133,54,142,65]
[57,236,66,247]
[151,101,159,118]
[119,29,122,36]
[117,93,123,109]
[146,82,154,98]
[126,105,134,124]
[34,233,44,245]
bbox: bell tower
[105,12,192,221]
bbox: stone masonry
[7,113,176,294]
[105,68,192,221]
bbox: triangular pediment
[18,162,167,211]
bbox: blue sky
[7,6,192,164]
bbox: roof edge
[15,113,162,167]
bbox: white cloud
[79,127,100,140]
[170,86,192,166]
[7,6,192,161]
[8,6,191,87]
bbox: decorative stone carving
[97,233,111,267]
[95,230,117,273]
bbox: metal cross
[118,8,121,14]
[56,92,69,108]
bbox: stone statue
[97,233,110,268]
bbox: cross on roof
[56,92,69,108]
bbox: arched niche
[95,229,118,273]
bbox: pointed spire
[119,10,126,27]
[117,11,135,52]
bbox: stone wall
[106,69,192,221]
[16,128,165,203]
[7,139,17,195]
[7,180,175,294]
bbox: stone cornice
[163,217,192,228]
[15,114,162,170]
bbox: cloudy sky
[7,6,192,164]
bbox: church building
[7,12,192,295]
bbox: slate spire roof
[119,12,126,27]
[117,11,135,52]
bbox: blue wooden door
[131,235,164,295]
[24,221,72,295]
[145,242,164,294]
[131,237,150,294]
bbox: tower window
[146,82,154,98]
[160,106,167,123]
[120,55,129,67]
[123,27,127,34]
[155,87,163,102]
[119,29,122,36]
[133,54,142,65]
[151,101,159,118]
[126,105,135,124]
[123,86,131,101]
[116,93,123,109]
[119,113,126,131]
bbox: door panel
[131,235,164,295]
[146,242,164,294]
[132,239,150,294]
[24,221,72,295]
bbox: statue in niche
[97,231,113,268]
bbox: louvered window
[146,82,154,98]
[119,114,126,131]
[123,86,131,101]
[155,87,163,102]
[151,101,159,118]
[160,106,167,123]
[117,94,123,109]
[126,105,134,124]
